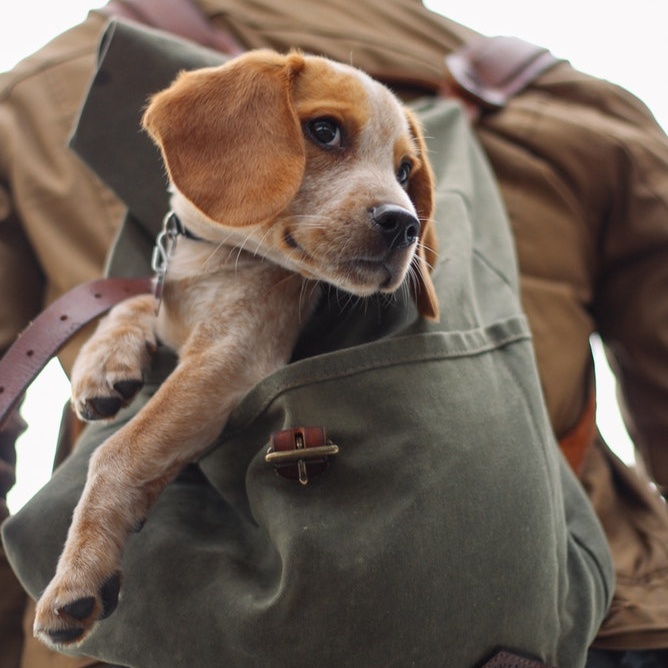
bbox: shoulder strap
[0,278,151,430]
[99,0,243,55]
[444,35,561,110]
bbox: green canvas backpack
[2,21,612,668]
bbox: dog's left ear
[142,50,307,226]
[405,111,440,320]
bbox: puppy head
[143,50,439,319]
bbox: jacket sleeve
[0,12,125,509]
[0,159,45,356]
[0,86,47,514]
[477,62,668,490]
[591,95,668,491]
[535,65,668,489]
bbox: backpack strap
[481,649,555,667]
[444,35,561,110]
[99,0,559,115]
[0,278,151,430]
[99,0,244,55]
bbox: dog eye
[306,118,342,149]
[397,160,413,187]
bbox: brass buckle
[265,428,339,485]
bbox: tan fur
[34,50,438,647]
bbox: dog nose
[372,204,421,249]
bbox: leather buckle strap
[99,0,244,56]
[265,427,340,485]
[0,277,152,430]
[479,649,555,668]
[444,36,561,110]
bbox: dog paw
[76,378,146,420]
[34,571,122,647]
[71,332,155,421]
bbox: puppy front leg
[34,345,267,648]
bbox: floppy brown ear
[405,110,439,320]
[142,50,307,225]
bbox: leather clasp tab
[445,36,560,109]
[265,427,339,485]
[479,649,555,668]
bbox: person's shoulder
[0,11,107,100]
[533,61,663,133]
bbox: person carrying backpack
[1,1,667,666]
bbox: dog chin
[274,239,414,297]
[334,257,413,297]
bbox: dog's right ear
[142,50,307,226]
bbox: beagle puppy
[34,49,438,647]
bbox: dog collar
[151,211,202,311]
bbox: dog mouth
[283,230,412,293]
[344,258,396,290]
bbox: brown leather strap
[0,277,152,430]
[101,1,552,122]
[480,649,555,668]
[99,0,244,56]
[444,36,561,110]
[265,427,340,485]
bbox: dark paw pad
[47,626,85,644]
[100,571,122,619]
[113,379,143,400]
[61,596,95,621]
[84,396,123,420]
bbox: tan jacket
[1,1,667,661]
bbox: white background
[2,1,666,511]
